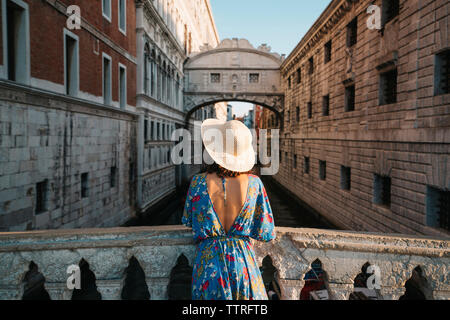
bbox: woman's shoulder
[248,174,264,188]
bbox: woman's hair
[203,163,254,178]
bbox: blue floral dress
[182,173,276,300]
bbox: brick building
[0,0,138,230]
[277,0,449,237]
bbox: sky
[209,0,332,117]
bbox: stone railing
[0,226,448,300]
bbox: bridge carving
[184,38,285,118]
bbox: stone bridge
[183,38,284,121]
[0,226,448,300]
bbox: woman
[182,119,276,300]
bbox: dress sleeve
[182,176,196,228]
[250,178,276,242]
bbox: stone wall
[278,0,450,237]
[0,82,137,231]
[0,226,448,300]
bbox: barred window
[307,102,312,119]
[322,95,330,116]
[347,18,357,47]
[435,50,450,95]
[210,73,220,83]
[308,57,314,74]
[426,187,450,231]
[382,0,399,26]
[319,161,326,181]
[35,180,48,214]
[249,73,259,83]
[324,40,332,63]
[341,166,351,191]
[110,167,117,188]
[380,69,398,105]
[373,174,391,207]
[345,84,355,112]
[304,157,310,174]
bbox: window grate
[438,191,450,231]
[81,173,89,198]
[319,161,326,180]
[347,18,358,47]
[435,50,450,95]
[345,85,355,112]
[307,102,312,119]
[210,73,220,83]
[304,157,310,174]
[297,68,301,84]
[249,73,259,83]
[35,180,48,214]
[380,69,398,105]
[322,95,330,116]
[341,166,351,191]
[374,175,391,207]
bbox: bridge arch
[183,38,285,120]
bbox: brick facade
[277,0,449,237]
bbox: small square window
[304,157,310,174]
[249,73,259,83]
[380,69,397,105]
[81,173,89,198]
[341,166,351,191]
[307,102,312,119]
[347,18,358,47]
[373,174,391,207]
[345,84,355,112]
[322,95,330,116]
[426,186,450,231]
[324,40,332,63]
[319,161,326,181]
[435,50,450,96]
[210,73,221,83]
[35,180,48,214]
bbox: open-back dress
[182,173,276,300]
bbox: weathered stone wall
[0,226,448,300]
[278,0,450,237]
[0,82,137,231]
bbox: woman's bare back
[205,173,249,233]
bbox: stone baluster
[277,279,304,300]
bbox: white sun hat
[201,119,256,173]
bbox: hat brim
[201,119,256,173]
